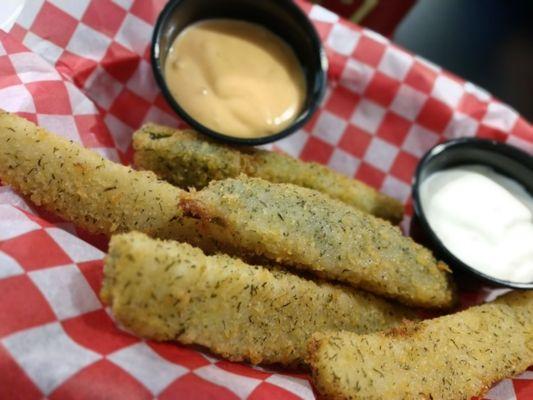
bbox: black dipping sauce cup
[151,0,327,146]
[412,138,533,290]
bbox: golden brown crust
[308,291,533,400]
[102,231,416,366]
[132,123,403,223]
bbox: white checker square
[0,85,35,113]
[2,322,101,395]
[482,102,519,132]
[0,204,40,241]
[22,32,63,65]
[309,5,339,23]
[443,113,479,139]
[266,374,315,400]
[377,46,414,81]
[195,364,261,399]
[381,176,411,203]
[144,106,179,128]
[112,0,134,10]
[15,0,45,29]
[0,251,24,279]
[464,81,491,102]
[66,23,112,61]
[65,82,98,115]
[0,43,5,56]
[9,53,62,83]
[507,136,533,154]
[48,0,90,19]
[0,187,35,213]
[109,342,188,395]
[105,113,132,153]
[126,60,159,101]
[85,67,123,110]
[402,124,440,157]
[328,148,360,177]
[340,58,374,94]
[390,84,427,121]
[29,264,101,320]
[93,147,121,163]
[37,115,81,144]
[312,111,347,145]
[326,23,361,56]
[276,129,309,158]
[431,75,464,108]
[414,55,442,73]
[363,137,399,172]
[484,379,517,400]
[350,99,386,134]
[45,227,104,263]
[115,14,152,55]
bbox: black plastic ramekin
[412,138,533,289]
[151,0,327,145]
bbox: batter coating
[182,177,456,309]
[0,112,454,309]
[308,291,533,400]
[133,124,403,223]
[101,232,416,366]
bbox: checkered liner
[0,1,531,399]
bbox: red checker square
[82,0,127,38]
[1,229,72,271]
[416,97,453,133]
[74,229,109,253]
[56,51,98,88]
[215,361,272,380]
[15,112,37,124]
[102,41,140,83]
[249,382,301,400]
[299,136,334,164]
[326,48,349,81]
[160,373,239,400]
[311,21,334,42]
[476,123,507,142]
[78,259,104,295]
[0,56,22,89]
[355,161,386,188]
[390,151,419,183]
[301,106,321,133]
[376,112,411,146]
[30,2,78,48]
[457,92,488,120]
[338,124,372,158]
[0,276,56,338]
[0,344,42,400]
[511,117,533,141]
[1,34,28,54]
[325,85,360,120]
[148,342,210,370]
[514,379,533,400]
[154,93,176,115]
[62,309,138,355]
[404,60,438,94]
[26,81,72,115]
[131,0,168,25]
[9,24,27,43]
[363,71,401,107]
[353,34,386,67]
[49,359,151,400]
[109,88,151,128]
[75,115,115,148]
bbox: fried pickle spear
[0,112,454,309]
[0,111,219,250]
[308,290,533,400]
[132,123,403,223]
[102,231,416,366]
[181,177,456,309]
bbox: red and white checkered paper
[0,1,532,399]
